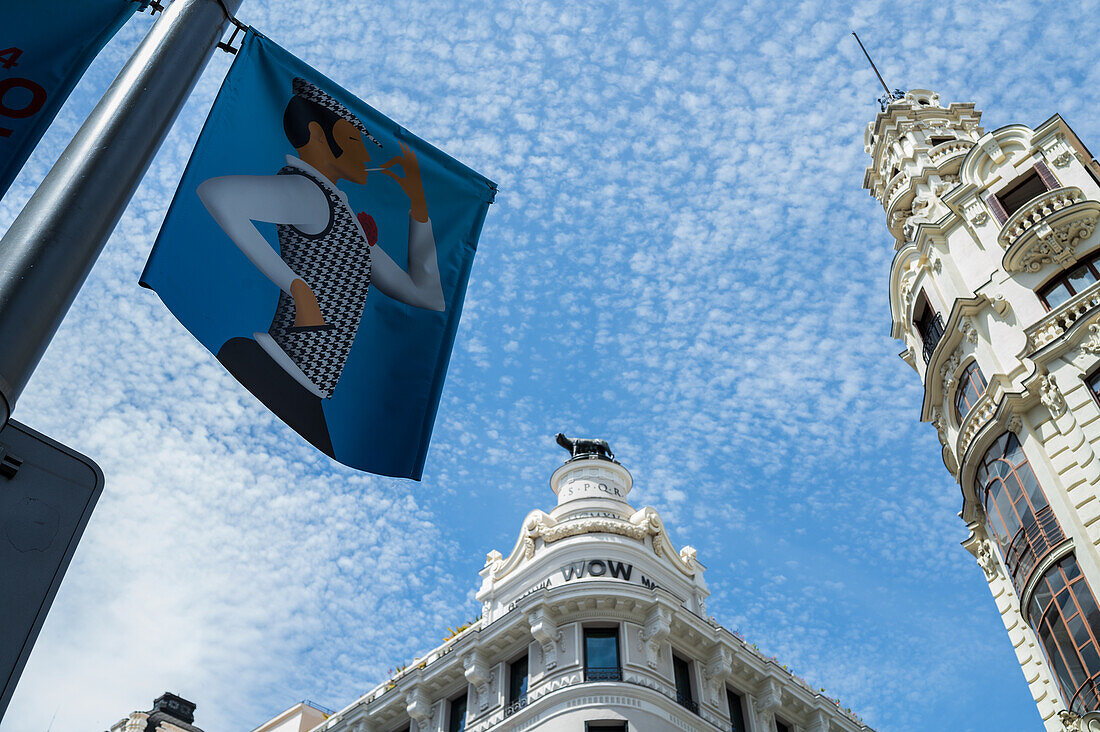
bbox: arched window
[1028,554,1100,714]
[976,433,1064,591]
[953,361,987,422]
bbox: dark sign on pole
[0,420,102,721]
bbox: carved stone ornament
[405,687,431,725]
[637,604,672,669]
[1080,323,1100,355]
[960,317,979,344]
[753,679,782,732]
[1059,710,1100,732]
[941,351,962,394]
[1040,374,1068,417]
[1054,151,1074,167]
[930,407,950,449]
[703,645,733,705]
[1016,217,1099,273]
[528,606,563,670]
[978,133,1006,164]
[976,538,1001,580]
[1007,415,1023,435]
[464,650,493,711]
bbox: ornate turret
[868,89,1100,730]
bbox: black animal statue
[555,433,615,461]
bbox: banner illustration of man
[142,32,495,479]
[198,78,446,455]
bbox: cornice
[482,505,700,588]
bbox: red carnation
[357,212,378,246]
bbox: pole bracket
[0,444,23,479]
[217,16,249,54]
[133,0,166,14]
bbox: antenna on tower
[852,32,905,112]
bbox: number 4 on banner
[0,48,22,71]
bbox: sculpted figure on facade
[1040,374,1068,417]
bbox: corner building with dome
[865,88,1100,730]
[253,446,872,732]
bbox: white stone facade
[866,89,1100,730]
[256,455,872,732]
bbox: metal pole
[851,32,891,95]
[0,0,244,428]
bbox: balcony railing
[675,692,699,714]
[920,313,945,365]
[1003,505,1065,595]
[999,187,1085,250]
[1025,280,1100,352]
[585,666,622,682]
[1070,673,1100,716]
[503,695,528,718]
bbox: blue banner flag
[0,0,138,199]
[141,32,495,479]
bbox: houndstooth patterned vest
[268,166,371,398]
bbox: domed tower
[866,89,1100,729]
[262,437,874,732]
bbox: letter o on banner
[588,560,607,576]
[0,78,48,119]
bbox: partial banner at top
[141,31,495,480]
[0,0,139,200]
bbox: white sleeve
[369,216,446,311]
[197,173,329,294]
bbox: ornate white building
[254,442,872,732]
[865,89,1100,730]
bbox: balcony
[928,138,973,166]
[675,693,699,715]
[1025,281,1100,352]
[503,695,528,718]
[585,666,622,682]
[1003,505,1065,596]
[998,187,1100,274]
[920,313,946,365]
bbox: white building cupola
[262,435,875,732]
[864,89,984,246]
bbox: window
[1039,250,1100,310]
[673,655,697,712]
[1029,554,1100,714]
[775,719,792,732]
[953,361,988,422]
[726,688,748,732]
[584,627,621,681]
[914,295,945,364]
[447,692,467,732]
[585,723,627,732]
[505,654,528,715]
[997,170,1049,217]
[1088,370,1100,407]
[977,433,1064,593]
[986,164,1059,224]
[929,135,954,147]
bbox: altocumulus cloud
[3,1,1100,731]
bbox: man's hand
[380,141,428,223]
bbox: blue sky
[3,1,1099,730]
